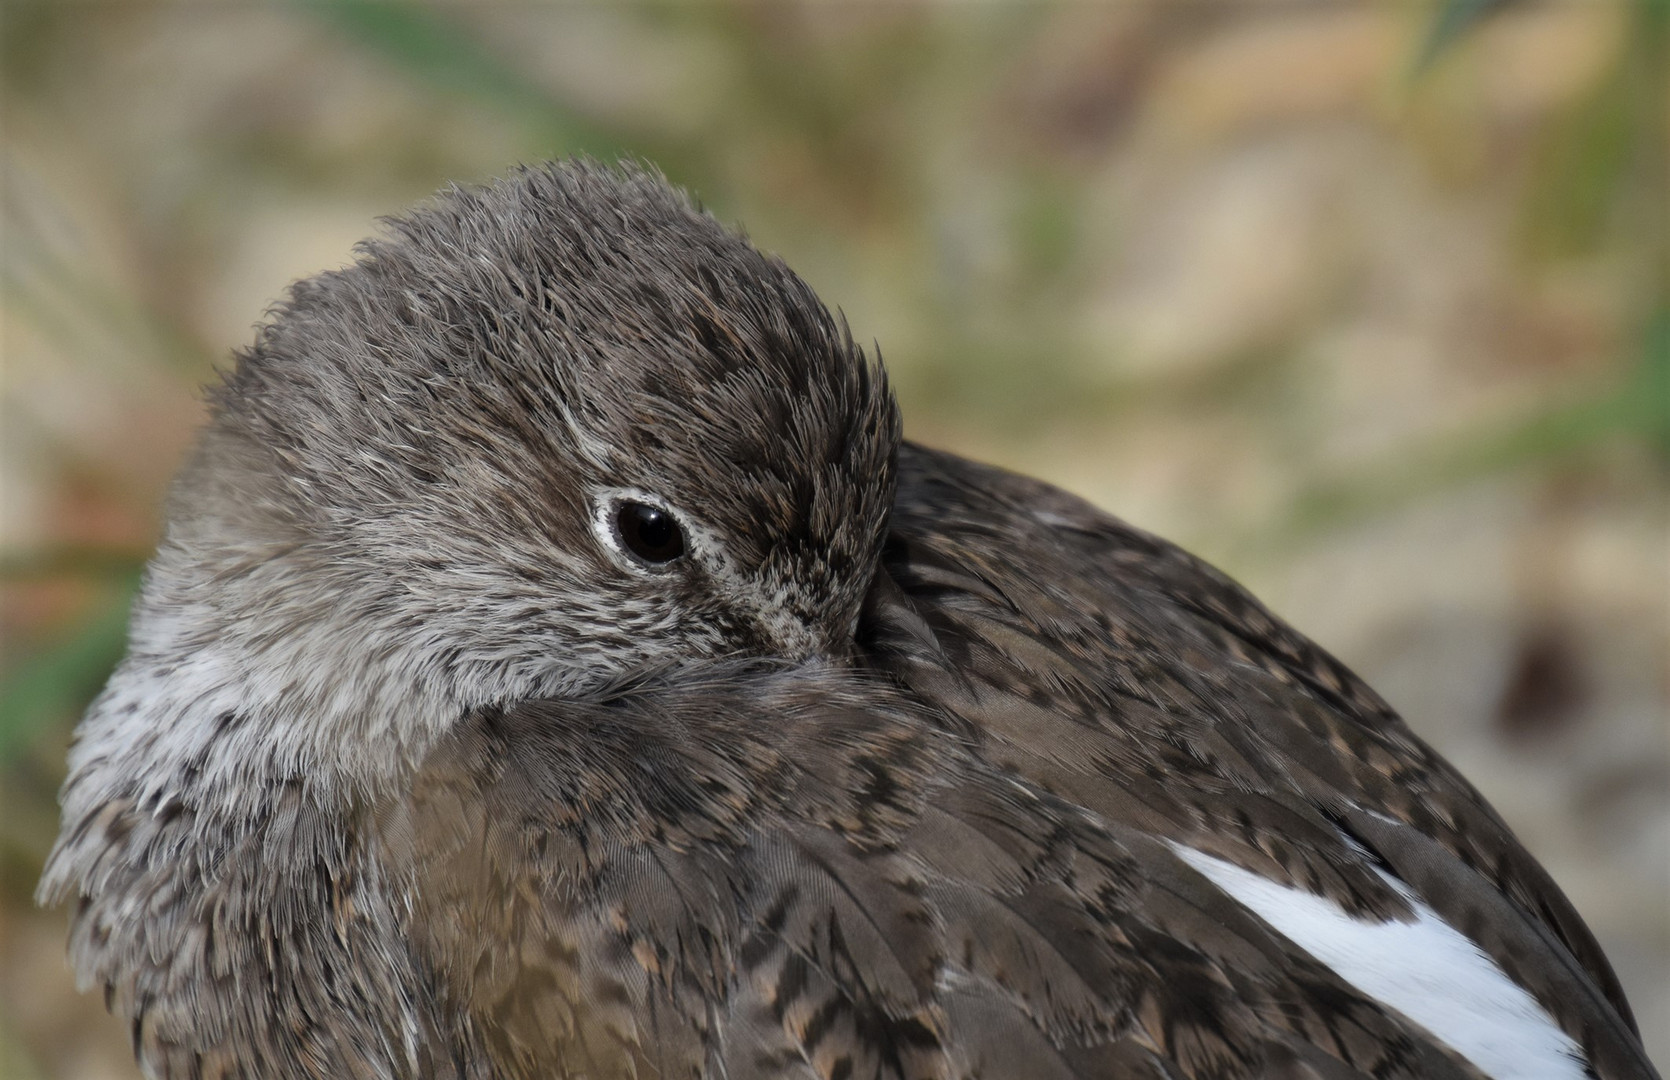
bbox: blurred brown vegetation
[1,3,1665,1077]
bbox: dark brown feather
[381,441,1659,1079]
[386,660,1502,1078]
[874,442,1653,1079]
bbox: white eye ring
[591,489,698,573]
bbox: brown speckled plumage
[39,162,1658,1080]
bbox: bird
[37,160,1658,1080]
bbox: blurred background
[1,2,1665,1075]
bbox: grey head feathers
[56,161,898,815]
[38,162,901,1079]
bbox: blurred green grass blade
[1521,56,1638,260]
[0,547,147,581]
[1411,0,1515,75]
[1271,314,1670,545]
[0,579,137,762]
[1284,396,1611,532]
[1639,305,1670,458]
[293,0,633,160]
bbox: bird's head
[83,162,900,799]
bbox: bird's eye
[614,502,686,565]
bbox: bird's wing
[383,442,1655,1080]
[871,441,1655,1080]
[391,666,1492,1080]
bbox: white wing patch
[1169,844,1588,1080]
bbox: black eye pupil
[616,502,685,564]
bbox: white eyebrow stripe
[1168,843,1588,1080]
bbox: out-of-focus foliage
[2,2,1665,1075]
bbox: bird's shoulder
[878,441,1650,1079]
[383,442,1655,1080]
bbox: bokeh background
[2,2,1665,1076]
